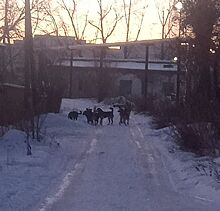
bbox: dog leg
[119,117,122,125]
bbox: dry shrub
[133,96,181,128]
[174,122,220,156]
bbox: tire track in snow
[129,117,160,186]
[132,115,216,208]
[39,128,102,211]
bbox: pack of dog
[68,102,132,126]
[82,107,114,125]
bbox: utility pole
[161,10,165,60]
[175,1,183,106]
[98,47,104,102]
[0,44,6,128]
[3,0,9,44]
[24,0,34,155]
[24,0,35,110]
[69,49,73,98]
[0,44,6,83]
[176,38,181,106]
[144,45,149,107]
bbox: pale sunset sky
[26,0,174,42]
[75,0,164,42]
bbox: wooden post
[176,39,181,106]
[144,45,149,107]
[0,44,5,83]
[24,0,35,112]
[98,47,104,102]
[69,49,73,98]
[24,0,34,154]
[176,9,182,106]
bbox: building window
[163,64,174,68]
[119,80,132,96]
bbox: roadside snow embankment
[0,98,97,211]
[146,124,220,203]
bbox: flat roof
[47,38,177,50]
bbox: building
[48,57,178,100]
[0,36,181,101]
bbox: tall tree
[182,0,220,117]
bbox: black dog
[83,108,99,125]
[96,107,114,125]
[118,107,131,125]
[114,103,132,125]
[83,108,93,124]
[68,111,81,120]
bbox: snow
[0,98,220,211]
[136,118,220,203]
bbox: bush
[132,96,181,128]
[174,122,220,156]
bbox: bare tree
[89,0,122,44]
[123,0,132,43]
[154,0,179,59]
[121,0,148,58]
[31,0,56,35]
[88,0,122,101]
[57,0,88,40]
[0,0,25,43]
[154,0,177,39]
[0,0,60,43]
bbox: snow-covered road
[2,98,220,211]
[40,104,218,211]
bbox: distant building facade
[0,35,181,101]
[48,58,178,100]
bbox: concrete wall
[0,84,25,125]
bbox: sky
[63,0,165,42]
[14,0,176,43]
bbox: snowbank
[0,98,99,211]
[144,122,220,203]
